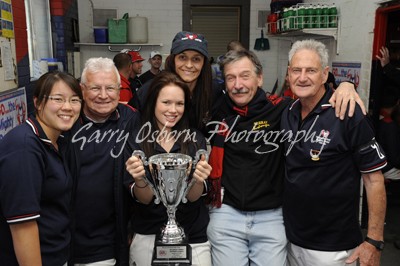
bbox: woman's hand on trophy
[187,155,212,202]
[193,155,212,184]
[126,155,146,181]
[126,155,154,204]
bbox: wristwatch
[365,236,385,251]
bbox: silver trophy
[132,149,209,265]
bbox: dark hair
[34,71,82,115]
[327,72,337,89]
[113,53,132,70]
[141,71,194,156]
[164,53,213,132]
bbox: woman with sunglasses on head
[0,71,82,266]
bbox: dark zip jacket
[61,104,140,266]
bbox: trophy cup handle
[195,149,209,163]
[131,150,161,204]
[182,149,209,204]
[132,150,148,165]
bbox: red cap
[128,51,145,63]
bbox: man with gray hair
[281,39,387,266]
[61,57,140,265]
[206,48,365,266]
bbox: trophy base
[151,241,192,266]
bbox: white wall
[77,0,274,86]
[270,0,380,105]
[330,0,379,105]
[77,0,381,104]
[77,0,183,75]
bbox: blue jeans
[207,204,287,266]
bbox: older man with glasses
[61,57,140,266]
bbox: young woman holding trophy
[124,71,212,266]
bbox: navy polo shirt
[0,116,72,265]
[71,112,121,263]
[281,86,387,251]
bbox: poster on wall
[331,62,361,90]
[0,0,14,39]
[1,39,14,80]
[0,87,27,140]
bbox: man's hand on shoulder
[329,81,366,119]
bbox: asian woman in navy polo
[0,71,82,265]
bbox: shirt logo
[309,130,331,161]
[315,130,331,145]
[252,120,270,130]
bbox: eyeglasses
[45,95,82,106]
[83,84,120,94]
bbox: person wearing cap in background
[128,51,145,90]
[127,50,145,109]
[113,53,133,104]
[134,31,222,134]
[138,51,162,85]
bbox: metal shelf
[74,43,163,52]
[265,13,341,54]
[266,26,339,54]
[270,28,337,40]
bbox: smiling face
[81,70,120,122]
[224,57,263,107]
[288,49,329,102]
[155,84,185,131]
[174,50,205,90]
[150,55,162,70]
[35,80,81,141]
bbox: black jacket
[61,104,140,266]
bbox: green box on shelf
[108,13,129,43]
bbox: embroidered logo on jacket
[252,120,270,130]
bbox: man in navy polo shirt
[62,57,140,266]
[281,39,387,266]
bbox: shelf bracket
[108,46,141,52]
